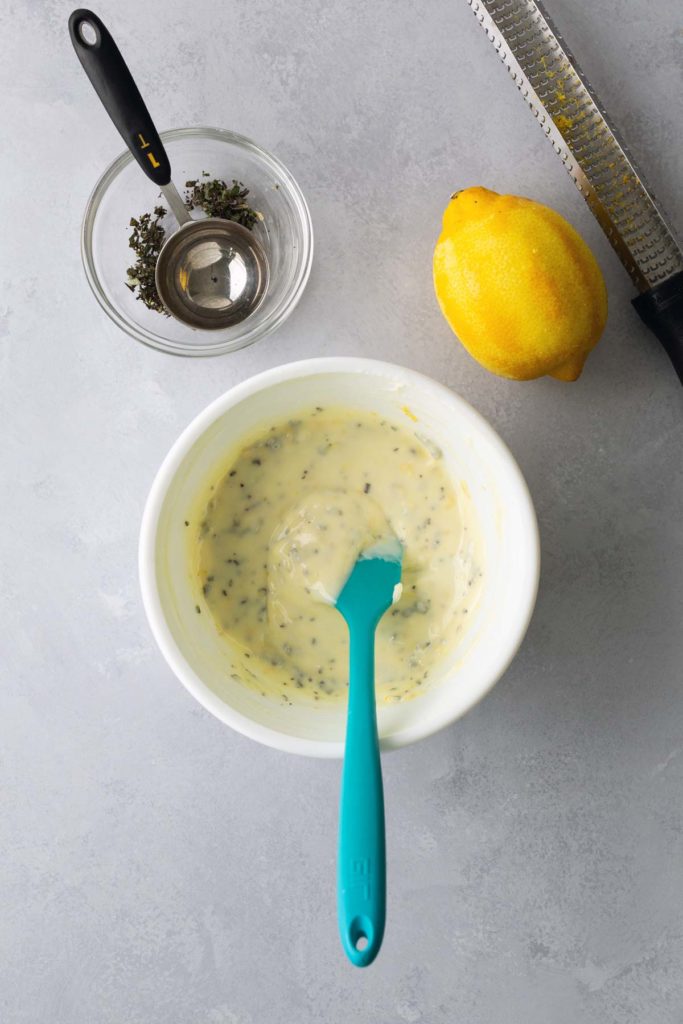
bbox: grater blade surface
[467,0,683,291]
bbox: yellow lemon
[433,187,608,380]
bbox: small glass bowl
[81,126,313,356]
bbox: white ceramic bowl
[139,358,539,757]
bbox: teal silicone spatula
[335,538,403,967]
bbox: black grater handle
[632,271,683,385]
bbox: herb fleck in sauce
[195,408,484,704]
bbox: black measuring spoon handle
[68,8,171,187]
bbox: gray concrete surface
[1,1,682,1021]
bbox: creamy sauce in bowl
[193,406,484,704]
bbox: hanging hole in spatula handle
[68,8,171,187]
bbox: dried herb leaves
[126,206,168,315]
[125,178,260,313]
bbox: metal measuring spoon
[69,9,268,330]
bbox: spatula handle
[68,8,171,187]
[632,271,683,385]
[338,622,385,968]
